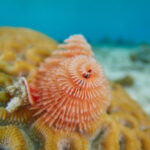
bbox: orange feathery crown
[27,35,110,133]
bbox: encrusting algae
[0,27,149,150]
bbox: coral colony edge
[0,27,150,150]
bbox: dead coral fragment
[6,77,29,112]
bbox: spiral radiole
[28,35,110,133]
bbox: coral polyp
[29,35,110,133]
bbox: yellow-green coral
[0,125,28,150]
[0,106,36,125]
[0,27,58,77]
[0,72,12,104]
[119,125,141,150]
[90,113,119,150]
[32,118,90,150]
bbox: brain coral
[0,29,149,150]
[0,27,57,77]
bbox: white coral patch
[6,77,28,113]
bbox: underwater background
[0,0,150,43]
[0,1,150,149]
[0,0,150,113]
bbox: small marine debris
[129,53,138,62]
[138,45,150,64]
[114,75,134,87]
[130,44,150,63]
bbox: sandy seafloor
[93,45,150,115]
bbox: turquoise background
[0,0,150,43]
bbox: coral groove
[32,118,89,150]
[0,125,28,150]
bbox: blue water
[0,0,150,43]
